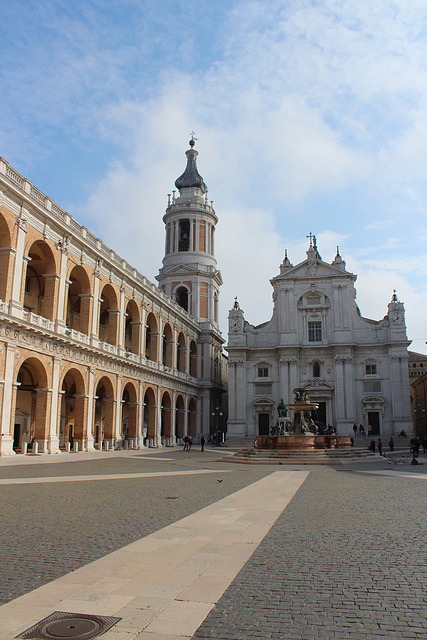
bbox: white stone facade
[226,241,412,438]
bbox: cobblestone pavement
[0,451,271,605]
[192,465,427,640]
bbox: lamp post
[211,407,224,445]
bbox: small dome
[175,146,208,193]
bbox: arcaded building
[0,140,224,455]
[226,238,412,438]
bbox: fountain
[256,388,352,450]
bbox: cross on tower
[306,232,314,247]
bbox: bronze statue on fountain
[256,388,349,450]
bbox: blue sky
[1,0,427,352]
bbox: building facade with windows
[226,238,412,438]
[0,140,224,456]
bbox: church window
[258,367,269,378]
[313,362,321,378]
[178,219,190,251]
[308,321,322,342]
[365,364,377,376]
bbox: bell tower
[156,137,224,437]
[156,137,223,327]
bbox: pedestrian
[183,436,188,451]
[370,438,376,453]
[350,436,354,447]
[378,438,383,456]
[422,437,427,454]
[201,435,205,452]
[388,436,394,452]
[188,435,192,451]
[353,424,358,437]
[359,424,365,437]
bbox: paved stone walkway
[0,451,271,606]
[192,465,427,640]
[0,449,426,639]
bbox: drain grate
[16,611,121,640]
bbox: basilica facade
[0,140,224,455]
[226,239,412,438]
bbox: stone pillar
[9,215,28,315]
[156,387,162,447]
[114,376,122,445]
[0,343,16,455]
[85,369,96,451]
[171,390,177,446]
[90,269,101,345]
[55,247,69,330]
[47,358,61,454]
[117,286,126,353]
[139,305,147,357]
[137,382,144,448]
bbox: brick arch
[99,283,119,346]
[145,312,159,361]
[13,356,49,452]
[59,367,87,449]
[177,331,186,373]
[23,240,58,321]
[189,340,198,377]
[143,386,157,442]
[161,391,173,440]
[122,381,139,442]
[124,299,140,354]
[0,212,12,301]
[188,397,197,437]
[162,322,173,367]
[175,394,185,440]
[94,375,116,443]
[66,265,92,336]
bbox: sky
[1,0,427,353]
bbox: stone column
[47,358,61,454]
[85,369,96,450]
[0,343,16,455]
[117,286,126,354]
[55,247,69,330]
[90,267,101,345]
[156,387,162,447]
[9,215,28,315]
[137,382,145,448]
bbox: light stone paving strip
[0,470,309,640]
[0,469,230,485]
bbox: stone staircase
[220,446,379,465]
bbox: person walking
[201,435,205,452]
[370,438,376,453]
[388,436,394,452]
[378,438,383,456]
[353,424,358,437]
[188,435,193,451]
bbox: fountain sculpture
[256,388,351,450]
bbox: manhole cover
[16,612,121,640]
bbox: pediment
[272,259,354,282]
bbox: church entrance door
[368,411,380,435]
[312,402,326,428]
[258,413,269,436]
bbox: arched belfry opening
[178,219,190,252]
[176,286,189,312]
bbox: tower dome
[174,138,208,193]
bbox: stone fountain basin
[256,435,352,450]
